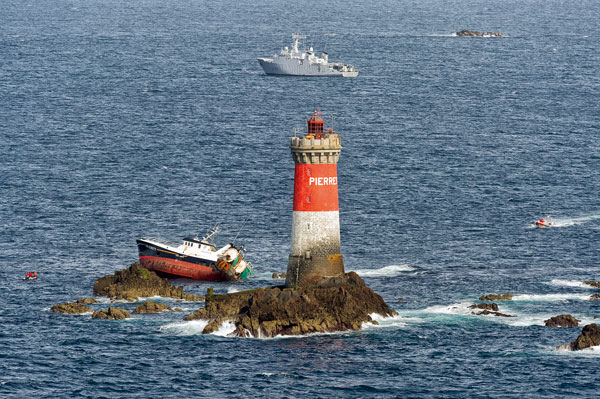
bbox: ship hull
[137,239,227,281]
[139,255,227,281]
[257,58,357,77]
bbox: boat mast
[202,223,221,244]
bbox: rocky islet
[93,262,203,302]
[184,272,397,337]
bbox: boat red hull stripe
[139,256,227,281]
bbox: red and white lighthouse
[286,110,345,287]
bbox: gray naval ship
[257,34,358,77]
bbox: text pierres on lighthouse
[308,177,338,186]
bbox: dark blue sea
[1,0,599,397]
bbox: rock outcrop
[92,306,130,320]
[184,272,396,337]
[558,324,600,351]
[93,262,203,302]
[584,280,600,288]
[479,293,514,301]
[470,303,499,311]
[456,29,502,37]
[475,309,515,317]
[272,272,287,279]
[590,293,600,301]
[469,302,514,317]
[76,298,98,305]
[132,300,174,314]
[51,302,93,314]
[544,314,580,328]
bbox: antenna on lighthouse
[330,113,336,133]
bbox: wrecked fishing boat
[136,227,252,281]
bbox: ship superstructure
[257,34,358,77]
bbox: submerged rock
[479,293,514,301]
[51,302,93,314]
[456,29,502,37]
[474,309,515,317]
[92,306,130,320]
[544,314,580,328]
[184,271,396,337]
[470,303,499,311]
[558,324,600,351]
[93,262,203,302]
[76,298,98,305]
[132,300,173,314]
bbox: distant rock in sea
[76,298,98,305]
[470,303,499,311]
[456,29,502,37]
[476,309,515,317]
[132,300,175,314]
[557,323,600,351]
[184,271,397,337]
[479,293,514,301]
[92,306,130,320]
[51,302,93,314]
[544,314,580,327]
[93,262,203,302]
[469,302,514,317]
[584,280,600,288]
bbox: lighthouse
[286,110,345,287]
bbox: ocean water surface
[1,0,599,397]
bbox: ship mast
[291,33,307,54]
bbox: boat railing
[142,237,182,249]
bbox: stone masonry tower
[286,110,345,287]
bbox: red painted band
[139,256,226,281]
[293,163,339,211]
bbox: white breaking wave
[142,295,204,303]
[160,320,209,335]
[352,264,415,277]
[162,313,407,338]
[160,319,235,336]
[410,299,599,327]
[361,313,414,330]
[212,320,237,336]
[547,279,597,289]
[555,344,600,356]
[512,293,591,302]
[500,314,597,327]
[421,301,475,316]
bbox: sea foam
[511,293,591,302]
[547,279,596,289]
[352,264,415,277]
[160,320,209,335]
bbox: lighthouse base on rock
[286,211,344,287]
